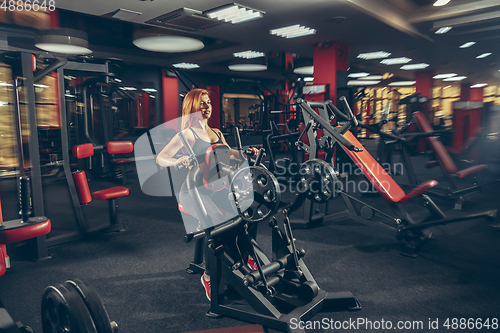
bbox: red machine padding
[107,141,134,154]
[456,164,487,179]
[92,187,129,200]
[0,219,51,244]
[0,247,6,277]
[72,143,94,159]
[400,180,438,204]
[111,158,130,164]
[342,131,406,203]
[413,111,458,174]
[73,171,92,205]
[178,203,189,215]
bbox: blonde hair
[181,88,209,130]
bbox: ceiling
[33,0,500,87]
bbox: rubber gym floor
[1,137,499,333]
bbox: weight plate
[65,280,114,333]
[230,166,281,222]
[298,159,338,203]
[41,283,97,333]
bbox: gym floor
[1,137,499,333]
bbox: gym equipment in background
[293,97,497,256]
[0,279,116,333]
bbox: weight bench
[296,98,497,256]
[72,143,129,229]
[413,111,500,209]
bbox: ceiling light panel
[400,63,430,70]
[435,27,452,34]
[228,64,267,71]
[433,73,456,79]
[459,42,476,48]
[173,63,200,69]
[388,81,416,86]
[233,50,265,59]
[433,0,450,6]
[347,80,380,86]
[357,51,391,60]
[206,3,264,24]
[359,75,383,80]
[471,83,487,88]
[476,53,492,59]
[304,77,314,82]
[348,72,370,78]
[443,76,467,81]
[294,66,314,75]
[133,32,204,53]
[380,57,411,65]
[270,24,316,38]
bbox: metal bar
[33,58,68,82]
[402,210,496,231]
[58,66,88,234]
[21,52,48,258]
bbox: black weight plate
[65,280,113,333]
[41,283,97,333]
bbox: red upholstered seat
[0,219,51,244]
[107,141,134,154]
[400,180,438,204]
[342,131,406,203]
[93,187,129,200]
[111,158,130,164]
[73,143,94,159]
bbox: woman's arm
[156,131,193,167]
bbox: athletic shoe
[247,256,258,271]
[201,274,211,301]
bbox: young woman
[156,88,258,300]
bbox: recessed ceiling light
[400,63,430,70]
[35,29,92,55]
[443,76,467,81]
[347,80,380,86]
[119,87,137,91]
[359,75,384,80]
[435,27,452,34]
[294,66,314,75]
[173,63,200,69]
[433,73,456,79]
[233,50,265,59]
[348,72,370,78]
[0,82,13,87]
[304,77,314,82]
[142,88,157,93]
[357,51,391,60]
[133,31,204,52]
[433,0,450,6]
[205,3,264,24]
[388,81,416,86]
[380,57,411,65]
[471,83,487,88]
[476,53,492,59]
[270,24,316,38]
[459,42,476,48]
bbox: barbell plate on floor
[41,283,97,333]
[64,280,115,333]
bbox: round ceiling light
[228,64,267,71]
[35,29,92,55]
[133,30,204,53]
[228,57,267,71]
[294,65,314,75]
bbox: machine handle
[339,96,358,126]
[297,98,359,151]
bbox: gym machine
[293,97,497,256]
[0,279,117,333]
[136,127,360,333]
